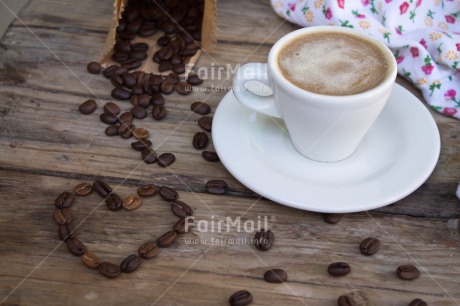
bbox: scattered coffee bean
[131,94,150,108]
[66,238,86,256]
[120,254,142,273]
[119,112,133,125]
[172,63,185,74]
[198,116,212,132]
[173,217,193,234]
[150,93,165,106]
[103,102,121,116]
[175,82,192,95]
[111,87,131,100]
[132,127,149,140]
[98,262,121,278]
[158,46,174,60]
[156,230,177,248]
[206,179,227,195]
[131,139,152,151]
[55,191,74,209]
[229,290,253,306]
[160,81,174,94]
[122,58,142,70]
[105,193,123,211]
[93,180,112,198]
[359,237,380,256]
[123,195,142,210]
[159,187,178,202]
[142,148,157,164]
[59,222,75,241]
[79,99,97,115]
[130,84,143,95]
[193,132,208,149]
[202,151,220,162]
[186,74,203,85]
[396,265,420,280]
[137,184,158,197]
[158,60,172,72]
[87,61,102,74]
[100,113,118,125]
[131,42,148,51]
[408,298,428,306]
[121,73,137,87]
[191,101,210,115]
[171,201,193,218]
[105,124,120,136]
[53,209,72,225]
[81,251,103,269]
[323,213,344,224]
[119,123,135,138]
[111,74,124,87]
[157,36,171,46]
[338,295,357,306]
[264,269,288,283]
[254,229,274,251]
[103,65,120,78]
[157,153,175,167]
[328,262,351,276]
[138,241,159,258]
[74,182,92,196]
[131,105,147,119]
[152,105,167,120]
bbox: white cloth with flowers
[271,0,460,119]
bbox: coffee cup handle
[232,62,281,118]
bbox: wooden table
[1,0,459,305]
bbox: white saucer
[212,84,440,213]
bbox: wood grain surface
[0,0,459,305]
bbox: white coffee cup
[232,26,397,162]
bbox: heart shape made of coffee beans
[53,179,194,278]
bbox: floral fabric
[271,0,460,119]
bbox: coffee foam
[278,33,388,95]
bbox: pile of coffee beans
[53,180,194,278]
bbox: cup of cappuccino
[232,26,397,162]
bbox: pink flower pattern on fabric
[270,0,460,119]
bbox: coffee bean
[131,140,152,151]
[93,180,112,198]
[130,94,149,108]
[121,73,137,87]
[191,101,210,115]
[103,102,121,116]
[66,238,86,256]
[130,84,143,95]
[100,113,118,125]
[160,20,177,34]
[111,87,131,100]
[408,298,428,306]
[105,193,123,211]
[123,195,142,210]
[328,262,351,276]
[98,262,121,278]
[105,124,120,136]
[53,208,72,225]
[167,73,181,84]
[206,179,227,195]
[133,128,149,140]
[157,153,176,167]
[150,93,165,106]
[172,63,185,74]
[152,51,161,63]
[81,251,103,269]
[158,47,174,60]
[119,123,135,138]
[171,201,193,218]
[158,60,172,72]
[152,105,167,120]
[131,105,147,119]
[139,24,157,37]
[119,111,133,126]
[171,53,182,65]
[111,74,124,87]
[186,74,203,85]
[87,61,102,74]
[157,36,171,46]
[103,65,120,78]
[193,132,208,149]
[58,223,75,241]
[396,265,420,280]
[198,116,212,132]
[120,254,142,273]
[323,213,344,224]
[112,51,129,62]
[359,237,380,256]
[122,58,142,70]
[229,290,253,306]
[202,151,220,162]
[131,42,149,51]
[173,217,193,234]
[79,99,97,115]
[142,148,157,164]
[115,40,132,53]
[137,184,158,197]
[159,187,178,202]
[55,191,74,209]
[264,269,288,283]
[160,81,174,94]
[114,67,128,75]
[138,241,159,258]
[338,295,357,306]
[74,182,93,196]
[156,230,177,247]
[129,50,147,61]
[175,82,192,95]
[254,229,274,251]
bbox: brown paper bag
[100,0,217,75]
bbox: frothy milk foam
[278,32,388,96]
